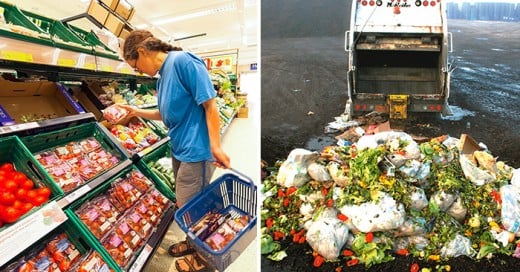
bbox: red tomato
[26,190,38,203]
[13,173,27,184]
[12,200,23,210]
[365,232,374,243]
[410,263,419,272]
[0,163,15,173]
[36,187,51,198]
[20,202,33,214]
[31,195,47,206]
[313,255,324,267]
[20,179,34,190]
[0,191,15,206]
[15,188,28,201]
[1,206,22,223]
[3,180,18,192]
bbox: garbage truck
[344,0,453,119]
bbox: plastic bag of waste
[393,217,427,237]
[356,131,420,159]
[399,160,431,182]
[446,196,467,222]
[300,202,316,221]
[306,217,350,260]
[460,154,495,186]
[440,234,476,258]
[430,191,457,212]
[339,192,406,232]
[394,235,429,251]
[500,185,520,235]
[410,187,429,211]
[277,148,319,188]
[512,168,520,188]
[327,161,350,187]
[307,162,332,182]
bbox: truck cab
[345,0,453,119]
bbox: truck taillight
[423,1,429,6]
[369,0,375,6]
[430,1,436,6]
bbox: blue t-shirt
[156,51,216,162]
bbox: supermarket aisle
[143,72,260,272]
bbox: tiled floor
[143,73,260,272]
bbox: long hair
[122,30,182,61]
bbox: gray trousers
[172,157,215,207]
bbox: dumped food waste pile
[261,114,520,271]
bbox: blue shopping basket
[174,169,257,271]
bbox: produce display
[74,169,173,268]
[0,162,52,226]
[261,131,519,270]
[107,118,161,155]
[33,137,120,192]
[2,232,112,272]
[147,156,175,193]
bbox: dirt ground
[261,19,520,272]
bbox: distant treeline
[447,3,520,21]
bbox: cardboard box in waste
[459,134,482,155]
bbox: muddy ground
[261,19,520,272]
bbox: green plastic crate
[0,219,117,271]
[22,9,88,46]
[68,25,116,53]
[136,141,176,200]
[20,122,129,193]
[0,136,63,229]
[0,2,45,34]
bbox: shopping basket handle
[210,160,255,185]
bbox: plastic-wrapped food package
[446,196,467,222]
[429,191,457,212]
[102,104,129,124]
[305,217,350,260]
[276,148,319,188]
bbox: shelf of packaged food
[133,136,170,162]
[56,159,132,208]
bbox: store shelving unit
[0,2,174,271]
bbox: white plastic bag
[440,234,476,258]
[510,168,520,188]
[446,196,467,222]
[500,185,520,235]
[410,187,429,211]
[307,162,332,182]
[393,217,427,237]
[306,217,350,260]
[339,192,406,232]
[430,191,457,212]
[327,161,350,187]
[460,154,495,186]
[276,148,319,188]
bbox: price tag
[101,65,113,72]
[83,63,96,70]
[120,67,132,74]
[59,185,90,208]
[0,201,66,267]
[129,244,153,272]
[1,50,34,62]
[57,58,76,67]
[0,122,39,135]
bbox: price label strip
[0,50,34,63]
[129,244,153,272]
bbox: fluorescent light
[134,24,149,29]
[152,4,236,26]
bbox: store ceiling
[13,0,259,65]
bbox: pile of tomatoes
[0,162,52,227]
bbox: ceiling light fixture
[151,4,237,26]
[174,33,207,41]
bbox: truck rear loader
[345,0,453,119]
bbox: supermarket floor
[143,72,260,272]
